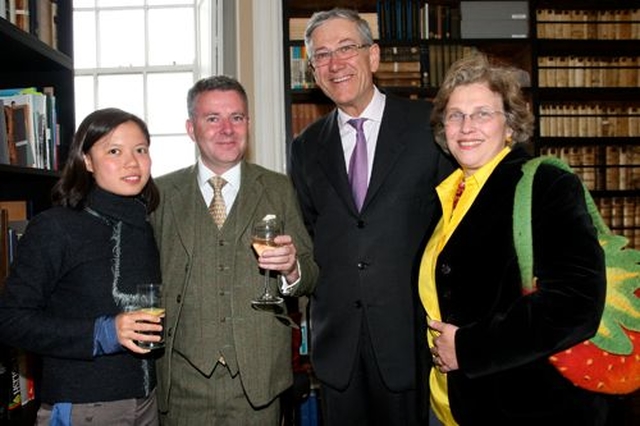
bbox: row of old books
[290,46,314,90]
[288,2,461,42]
[377,0,462,41]
[0,87,60,170]
[593,197,640,249]
[291,103,334,138]
[0,0,59,49]
[0,202,36,422]
[536,8,640,40]
[375,44,482,90]
[538,104,640,138]
[538,56,640,88]
[540,145,640,192]
[376,45,423,88]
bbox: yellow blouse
[418,147,511,425]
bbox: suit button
[167,327,173,337]
[218,265,225,271]
[354,300,362,308]
[357,262,369,270]
[357,220,365,228]
[221,317,226,323]
[218,239,225,246]
[176,294,182,303]
[440,263,451,275]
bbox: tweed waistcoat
[172,197,238,376]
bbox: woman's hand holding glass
[115,310,164,354]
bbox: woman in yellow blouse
[419,53,608,425]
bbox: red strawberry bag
[513,156,640,395]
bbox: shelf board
[536,39,640,56]
[0,164,60,178]
[0,18,73,72]
[537,87,640,102]
[538,137,640,146]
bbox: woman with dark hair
[0,108,162,425]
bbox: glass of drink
[135,283,165,350]
[251,215,284,307]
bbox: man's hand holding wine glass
[255,233,300,284]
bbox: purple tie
[348,118,368,211]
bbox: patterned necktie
[208,176,227,228]
[347,118,368,211]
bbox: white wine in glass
[251,215,284,307]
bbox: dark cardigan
[0,187,161,404]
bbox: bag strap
[513,156,610,293]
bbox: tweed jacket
[151,161,318,410]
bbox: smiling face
[444,82,514,177]
[186,89,249,175]
[83,121,151,196]
[309,17,380,117]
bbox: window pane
[150,135,195,177]
[73,11,97,69]
[74,75,95,129]
[97,0,143,6]
[148,0,194,5]
[74,0,96,7]
[147,72,193,134]
[99,10,145,67]
[97,74,144,119]
[148,7,195,66]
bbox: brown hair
[430,52,534,152]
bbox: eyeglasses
[310,44,371,67]
[443,109,505,126]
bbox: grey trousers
[36,390,159,426]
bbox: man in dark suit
[289,8,454,426]
[152,76,318,425]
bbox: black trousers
[320,320,419,426]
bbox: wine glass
[251,215,284,307]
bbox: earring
[505,134,513,145]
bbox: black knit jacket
[0,187,161,404]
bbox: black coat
[436,147,608,425]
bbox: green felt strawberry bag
[513,156,640,394]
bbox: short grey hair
[304,8,373,56]
[187,75,248,120]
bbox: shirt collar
[197,157,242,192]
[464,146,512,189]
[337,86,386,126]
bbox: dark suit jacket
[435,147,608,425]
[290,95,454,392]
[151,161,318,411]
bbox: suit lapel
[231,162,263,241]
[317,111,359,212]
[167,166,200,256]
[365,97,409,211]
